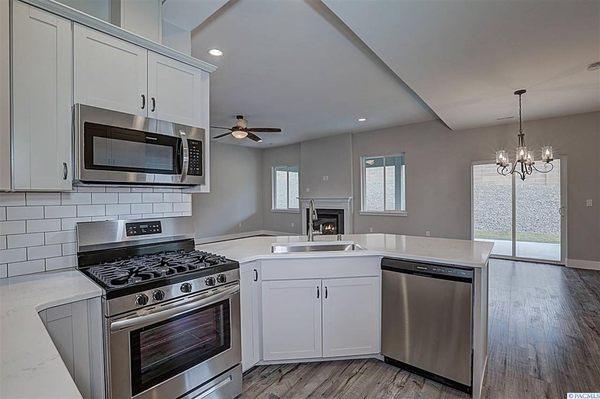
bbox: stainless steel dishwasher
[381,257,473,393]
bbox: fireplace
[306,208,344,235]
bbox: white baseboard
[566,258,600,270]
[194,230,293,245]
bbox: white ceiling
[189,0,436,147]
[324,0,600,130]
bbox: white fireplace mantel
[299,197,353,234]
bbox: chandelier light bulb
[541,146,554,163]
[495,150,509,167]
[525,150,535,165]
[516,146,527,163]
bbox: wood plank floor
[241,260,600,398]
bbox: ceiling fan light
[232,130,248,139]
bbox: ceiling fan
[211,115,282,142]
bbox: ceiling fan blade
[210,126,233,130]
[246,128,282,133]
[247,132,263,142]
[213,132,231,139]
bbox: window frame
[271,164,300,213]
[360,154,407,216]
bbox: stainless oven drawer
[179,365,242,399]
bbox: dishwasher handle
[381,257,473,282]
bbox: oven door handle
[110,283,239,332]
[180,131,189,183]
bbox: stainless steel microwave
[74,104,205,186]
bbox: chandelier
[496,89,554,180]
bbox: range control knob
[205,276,216,287]
[135,293,148,306]
[152,290,165,301]
[180,283,193,293]
[216,274,227,284]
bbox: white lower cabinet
[260,275,380,362]
[240,262,262,371]
[262,279,323,361]
[322,277,380,357]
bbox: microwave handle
[179,132,189,183]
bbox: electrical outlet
[291,222,295,228]
[369,227,373,233]
[306,188,310,192]
[586,199,593,207]
[322,175,329,181]
[425,230,431,237]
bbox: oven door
[75,104,205,186]
[107,283,241,399]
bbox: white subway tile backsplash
[61,192,92,205]
[142,193,163,203]
[62,242,77,255]
[77,205,105,217]
[131,203,153,214]
[153,203,173,213]
[8,259,44,276]
[7,206,44,220]
[45,255,77,271]
[106,203,130,216]
[0,248,27,263]
[173,202,192,213]
[45,230,76,245]
[0,193,26,206]
[1,186,189,278]
[26,193,61,206]
[92,192,119,204]
[76,186,105,193]
[61,217,92,230]
[45,205,77,218]
[119,193,142,203]
[27,219,61,233]
[27,244,62,260]
[7,233,45,249]
[1,221,26,235]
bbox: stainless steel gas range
[76,217,241,399]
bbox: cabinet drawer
[260,256,380,281]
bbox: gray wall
[262,111,600,262]
[192,142,263,239]
[261,143,301,234]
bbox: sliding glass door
[472,159,565,263]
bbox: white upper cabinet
[321,277,380,357]
[74,24,148,116]
[12,1,72,190]
[147,52,207,127]
[262,279,322,361]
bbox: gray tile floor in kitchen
[240,259,600,398]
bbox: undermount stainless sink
[271,241,364,253]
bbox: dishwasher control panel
[381,257,473,280]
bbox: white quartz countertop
[0,270,102,399]
[196,233,494,268]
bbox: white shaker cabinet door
[322,277,380,357]
[74,24,147,116]
[262,279,322,361]
[12,1,72,190]
[147,51,207,127]
[240,263,262,372]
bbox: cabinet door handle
[151,97,156,112]
[141,94,146,109]
[62,162,68,180]
[325,286,328,299]
[316,286,320,299]
[253,269,258,282]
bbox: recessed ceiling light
[587,61,600,71]
[208,48,223,57]
[357,117,367,122]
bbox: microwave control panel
[126,221,162,236]
[187,140,202,176]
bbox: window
[361,154,405,214]
[272,165,299,211]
